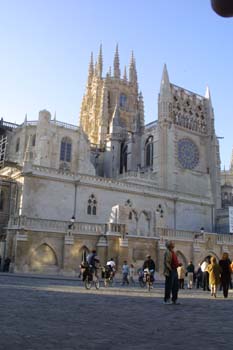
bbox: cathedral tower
[79,45,144,147]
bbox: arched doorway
[30,243,58,273]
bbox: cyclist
[86,250,99,279]
[142,255,155,282]
[106,258,116,277]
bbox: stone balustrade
[8,216,233,245]
[8,216,106,235]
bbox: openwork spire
[129,51,137,87]
[97,44,103,78]
[123,66,127,81]
[113,44,121,79]
[88,52,94,85]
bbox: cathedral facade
[0,46,232,276]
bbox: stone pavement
[0,273,233,350]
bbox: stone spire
[138,91,144,116]
[123,66,127,81]
[113,44,121,79]
[230,148,233,171]
[129,51,138,87]
[158,64,172,122]
[24,113,27,124]
[98,82,109,143]
[159,64,170,98]
[205,85,215,133]
[205,85,211,102]
[96,44,103,78]
[87,52,94,85]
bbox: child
[207,256,221,297]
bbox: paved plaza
[0,273,233,350]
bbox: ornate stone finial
[138,91,144,114]
[97,44,103,78]
[113,44,121,79]
[129,51,138,87]
[205,85,212,106]
[230,149,233,171]
[160,64,170,94]
[123,66,127,81]
[88,52,94,85]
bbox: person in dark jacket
[143,255,155,271]
[196,263,203,289]
[3,257,11,272]
[186,261,195,289]
[219,252,231,298]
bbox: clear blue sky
[0,0,232,169]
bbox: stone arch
[200,251,220,263]
[138,210,150,237]
[29,243,58,273]
[79,245,90,263]
[176,250,188,267]
[127,209,138,236]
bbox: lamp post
[68,215,75,233]
[194,227,204,240]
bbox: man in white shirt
[201,259,210,291]
[107,258,116,275]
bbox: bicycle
[102,266,114,287]
[140,268,154,291]
[83,266,100,290]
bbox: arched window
[60,137,72,162]
[120,94,127,108]
[87,194,97,215]
[0,190,4,211]
[120,142,128,174]
[32,134,36,147]
[16,138,20,153]
[145,136,153,167]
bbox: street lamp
[194,227,205,240]
[68,215,75,230]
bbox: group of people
[164,242,233,305]
[177,254,233,298]
[80,250,156,287]
[79,244,233,302]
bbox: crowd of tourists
[79,244,233,303]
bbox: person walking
[196,263,203,289]
[201,258,210,291]
[163,241,180,305]
[219,252,231,298]
[142,255,155,283]
[177,263,185,289]
[186,261,195,289]
[122,261,129,285]
[207,256,221,298]
[129,264,135,285]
